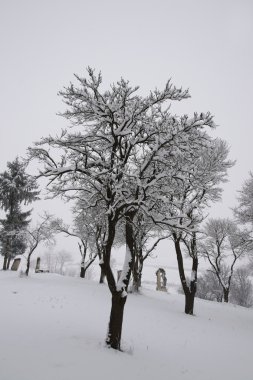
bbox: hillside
[1,271,252,380]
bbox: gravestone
[156,268,167,292]
[11,258,21,271]
[35,257,41,273]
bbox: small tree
[200,218,250,302]
[52,250,73,274]
[163,139,233,314]
[25,214,56,276]
[53,212,100,279]
[72,201,107,281]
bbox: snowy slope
[1,271,252,380]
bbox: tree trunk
[80,266,86,278]
[99,264,106,284]
[185,292,195,315]
[174,237,198,315]
[132,257,140,292]
[174,238,189,293]
[132,264,142,293]
[26,256,31,276]
[131,253,143,292]
[185,257,198,315]
[223,288,229,303]
[80,247,86,278]
[132,270,141,293]
[3,254,8,270]
[104,212,135,350]
[106,292,127,350]
[123,211,135,289]
[7,256,12,270]
[3,239,10,270]
[102,219,122,349]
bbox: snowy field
[1,271,253,380]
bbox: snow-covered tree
[234,173,253,227]
[72,200,108,281]
[53,213,100,279]
[200,218,250,302]
[24,214,56,276]
[197,265,253,307]
[29,68,217,349]
[159,139,233,314]
[0,158,39,269]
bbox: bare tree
[24,214,56,276]
[196,271,223,302]
[230,266,253,307]
[55,250,72,274]
[72,201,107,281]
[29,68,217,350]
[200,218,250,302]
[53,209,102,279]
[162,139,233,314]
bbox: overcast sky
[1,0,253,261]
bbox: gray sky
[1,0,253,261]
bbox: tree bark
[3,254,8,270]
[26,255,31,276]
[106,292,127,350]
[132,269,141,293]
[131,248,144,293]
[174,236,198,315]
[123,211,135,289]
[185,292,195,315]
[132,257,139,292]
[174,238,189,292]
[80,247,86,278]
[3,239,10,270]
[80,266,86,278]
[99,264,106,284]
[132,259,143,293]
[223,288,229,303]
[102,219,122,349]
[185,257,198,315]
[7,256,12,270]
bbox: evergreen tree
[0,158,39,269]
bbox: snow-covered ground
[1,271,252,380]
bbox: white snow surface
[1,271,252,380]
